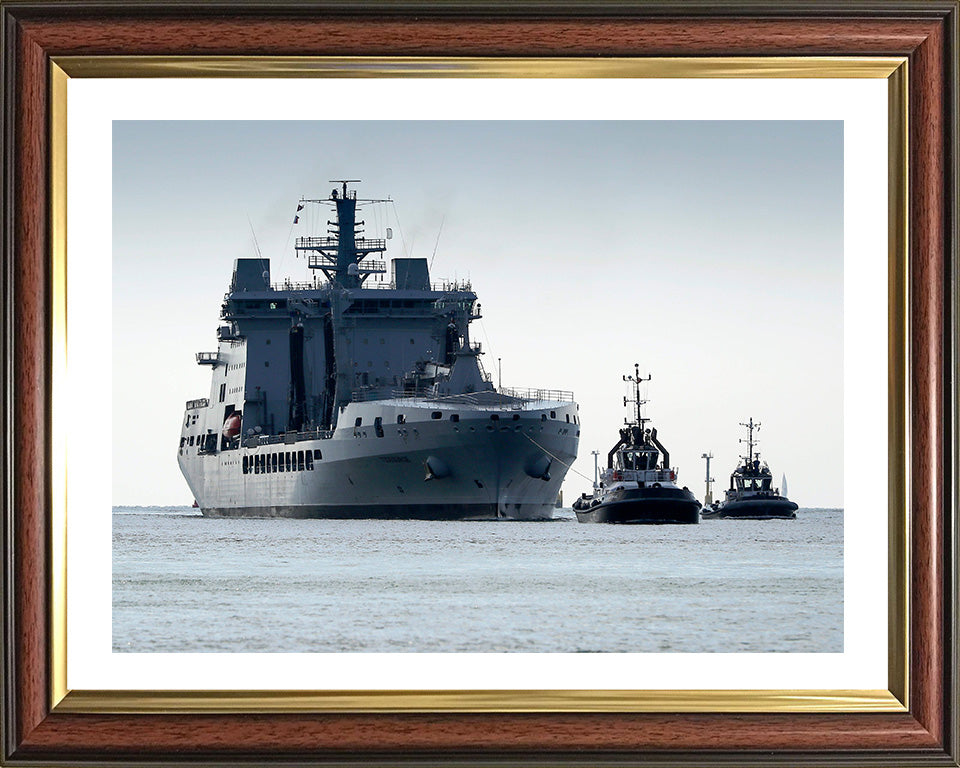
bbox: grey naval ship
[178,181,579,520]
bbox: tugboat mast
[623,363,652,434]
[739,417,761,467]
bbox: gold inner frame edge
[49,55,910,714]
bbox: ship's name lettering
[380,456,411,463]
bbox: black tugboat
[573,366,700,525]
[701,418,798,520]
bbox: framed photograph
[2,2,957,766]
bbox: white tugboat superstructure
[178,181,579,519]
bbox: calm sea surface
[113,507,843,653]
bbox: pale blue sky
[114,120,842,506]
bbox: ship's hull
[205,503,505,520]
[574,486,700,524]
[708,497,798,520]
[179,400,578,521]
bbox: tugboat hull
[714,498,798,519]
[575,487,700,524]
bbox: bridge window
[242,456,248,474]
[397,414,405,424]
[550,411,556,419]
[566,414,570,423]
[431,412,442,419]
[297,451,305,471]
[313,449,322,460]
[305,452,314,470]
[272,453,278,472]
[355,417,363,427]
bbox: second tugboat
[702,418,798,520]
[573,366,700,524]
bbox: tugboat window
[305,452,314,470]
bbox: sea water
[113,507,842,653]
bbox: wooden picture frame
[2,2,957,765]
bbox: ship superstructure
[178,181,579,519]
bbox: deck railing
[350,386,574,406]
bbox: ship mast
[623,363,651,433]
[739,417,761,468]
[295,180,390,288]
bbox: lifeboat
[222,412,242,439]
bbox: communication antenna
[247,216,263,259]
[247,215,268,283]
[430,215,445,271]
